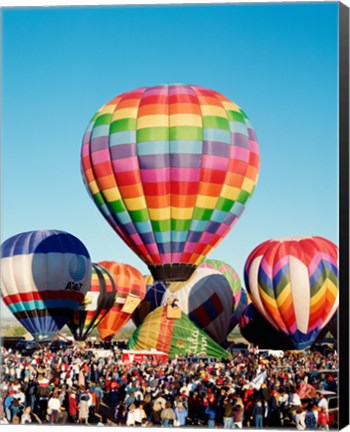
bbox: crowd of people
[0,341,338,429]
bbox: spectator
[161,401,176,427]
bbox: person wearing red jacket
[68,390,78,423]
[317,407,329,430]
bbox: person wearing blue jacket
[205,404,216,428]
[174,402,188,426]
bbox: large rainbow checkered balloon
[81,84,260,281]
[244,236,338,350]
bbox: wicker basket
[166,304,182,319]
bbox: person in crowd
[20,406,32,424]
[47,388,61,424]
[161,400,176,427]
[78,392,90,424]
[295,407,306,430]
[205,403,216,428]
[304,404,317,430]
[317,407,329,431]
[174,401,188,427]
[150,401,162,426]
[252,399,264,428]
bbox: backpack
[304,411,316,429]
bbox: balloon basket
[166,304,182,320]
[149,264,196,282]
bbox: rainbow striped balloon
[81,84,260,281]
[244,236,338,350]
[68,263,116,341]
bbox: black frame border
[339,1,349,429]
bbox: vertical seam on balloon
[285,240,303,339]
[273,241,293,336]
[317,238,338,330]
[179,85,204,265]
[86,263,102,339]
[253,245,281,331]
[168,84,173,266]
[297,239,312,336]
[32,230,43,338]
[308,238,329,333]
[191,90,234,264]
[86,97,139,258]
[134,86,162,265]
[96,265,117,332]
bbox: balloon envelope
[128,305,228,359]
[68,263,116,341]
[1,230,91,341]
[239,303,294,350]
[132,275,167,327]
[162,261,242,344]
[244,236,338,350]
[97,262,146,341]
[81,84,260,281]
[198,259,247,332]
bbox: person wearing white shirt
[318,396,329,416]
[126,404,137,426]
[21,406,32,424]
[48,391,61,424]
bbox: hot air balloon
[244,236,338,350]
[68,263,116,341]
[97,262,146,341]
[128,305,228,359]
[81,84,260,282]
[198,259,247,331]
[161,260,243,344]
[0,230,91,341]
[239,303,294,350]
[132,275,167,327]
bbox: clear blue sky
[1,3,339,319]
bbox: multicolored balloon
[198,259,247,331]
[132,275,167,327]
[68,263,116,341]
[128,305,228,359]
[161,260,243,344]
[81,84,260,281]
[97,262,146,341]
[0,230,91,341]
[239,303,294,350]
[244,236,338,350]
